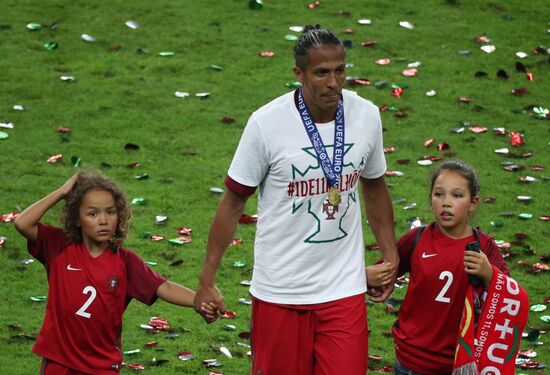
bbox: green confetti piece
[223,324,236,331]
[145,261,157,266]
[210,64,223,71]
[26,22,41,30]
[142,232,152,239]
[490,220,504,228]
[132,197,146,205]
[123,349,140,355]
[518,213,532,220]
[169,239,184,246]
[248,0,263,9]
[540,315,550,323]
[71,156,81,167]
[0,131,8,140]
[390,83,408,89]
[44,41,58,50]
[135,173,149,180]
[285,81,302,88]
[158,51,175,57]
[233,260,246,268]
[31,296,47,302]
[284,34,298,41]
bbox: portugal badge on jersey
[107,275,120,293]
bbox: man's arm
[360,176,399,302]
[194,188,249,322]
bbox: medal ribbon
[297,89,345,189]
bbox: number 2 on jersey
[435,271,453,303]
[76,286,97,318]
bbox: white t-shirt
[228,89,387,304]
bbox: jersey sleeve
[480,232,510,276]
[360,108,387,179]
[227,116,269,188]
[27,223,66,265]
[122,249,167,306]
[396,227,422,276]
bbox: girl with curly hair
[15,171,215,374]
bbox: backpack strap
[410,224,426,253]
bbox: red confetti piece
[515,62,527,72]
[151,235,164,241]
[526,71,534,81]
[174,235,192,243]
[379,104,389,112]
[437,143,449,151]
[57,127,70,133]
[259,51,274,57]
[534,263,549,271]
[458,96,472,103]
[366,243,380,250]
[493,128,507,135]
[474,36,491,43]
[47,154,62,163]
[368,355,382,361]
[483,197,496,203]
[540,216,550,221]
[126,363,145,370]
[239,214,258,224]
[391,88,403,97]
[238,331,250,339]
[229,238,242,247]
[511,87,529,96]
[144,341,158,347]
[343,28,353,34]
[510,132,524,146]
[0,238,5,248]
[177,227,192,235]
[424,139,434,147]
[402,68,417,76]
[383,147,395,153]
[348,78,371,86]
[531,165,544,171]
[0,212,19,222]
[375,58,390,65]
[148,317,171,331]
[307,1,320,8]
[220,117,236,124]
[361,40,377,47]
[396,159,410,165]
[221,311,236,319]
[468,126,488,133]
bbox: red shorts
[40,359,91,375]
[251,293,368,375]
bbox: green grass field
[1,0,549,373]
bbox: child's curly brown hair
[62,171,131,244]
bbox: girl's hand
[464,250,493,287]
[366,261,394,288]
[58,173,80,198]
[199,302,218,323]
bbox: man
[194,25,398,375]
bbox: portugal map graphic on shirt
[287,143,366,244]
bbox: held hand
[58,173,80,198]
[367,283,395,303]
[464,250,493,286]
[193,285,226,324]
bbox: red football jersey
[28,224,166,374]
[393,223,508,374]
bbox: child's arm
[14,173,79,242]
[156,281,217,322]
[464,250,493,287]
